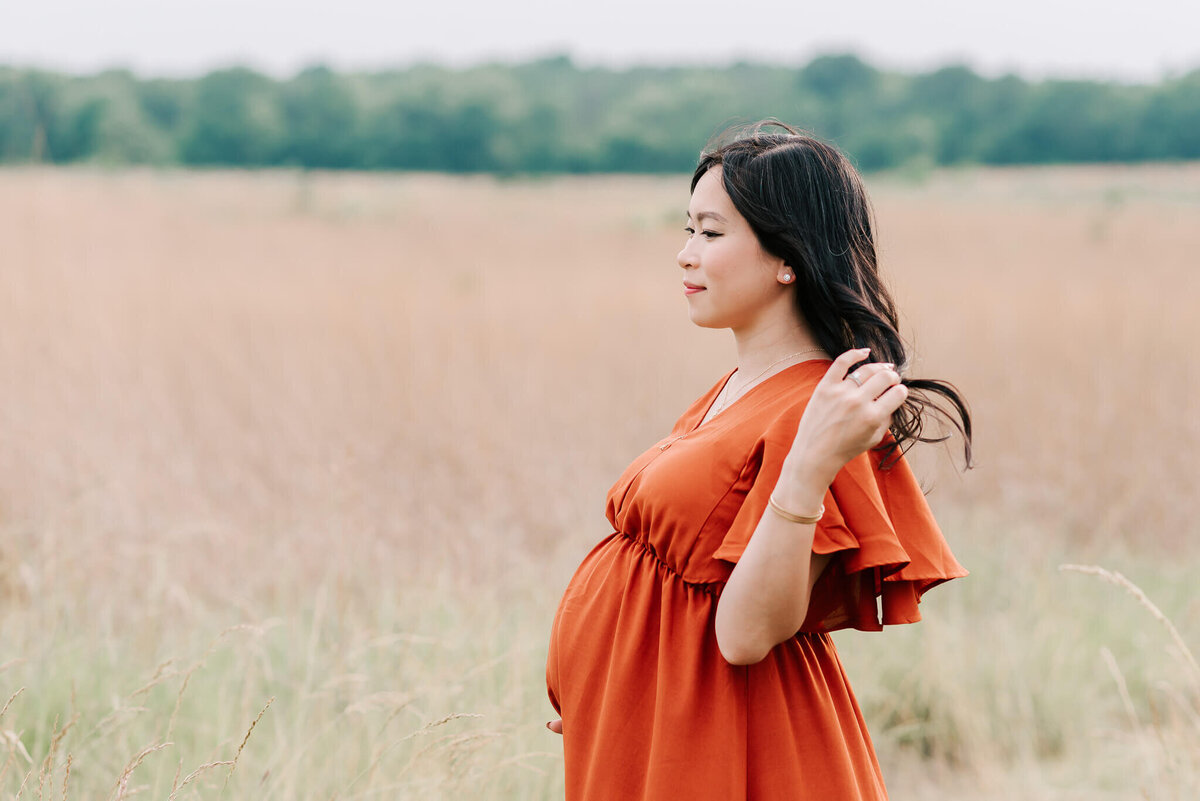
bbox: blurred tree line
[0,54,1197,172]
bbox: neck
[731,315,824,377]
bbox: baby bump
[546,532,750,799]
[547,533,632,704]
[546,532,724,713]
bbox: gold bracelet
[767,495,824,525]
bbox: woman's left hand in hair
[782,348,907,488]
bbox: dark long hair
[693,121,973,468]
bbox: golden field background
[1,165,1198,799]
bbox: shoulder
[752,360,829,440]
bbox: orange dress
[546,360,967,800]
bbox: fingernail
[883,363,894,369]
[858,347,870,354]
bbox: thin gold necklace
[708,347,826,419]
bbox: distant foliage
[0,55,1197,172]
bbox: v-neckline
[690,358,831,434]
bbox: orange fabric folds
[712,409,967,633]
[547,360,965,801]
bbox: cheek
[704,244,743,281]
[709,250,761,291]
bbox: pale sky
[3,0,1197,82]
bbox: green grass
[4,514,1198,799]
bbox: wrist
[773,459,833,514]
[780,453,839,489]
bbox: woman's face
[677,166,794,333]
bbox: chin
[686,296,743,330]
[687,311,728,330]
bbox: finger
[873,381,909,415]
[859,366,901,399]
[547,719,563,735]
[846,363,894,390]
[820,348,871,387]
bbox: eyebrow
[686,211,728,224]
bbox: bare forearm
[715,459,833,665]
[714,350,905,665]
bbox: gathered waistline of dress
[615,530,725,596]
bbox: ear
[777,262,795,285]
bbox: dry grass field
[1,164,1198,799]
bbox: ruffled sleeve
[711,412,967,633]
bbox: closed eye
[683,227,722,239]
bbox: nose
[677,238,697,270]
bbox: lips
[683,281,705,295]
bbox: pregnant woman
[546,121,972,800]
